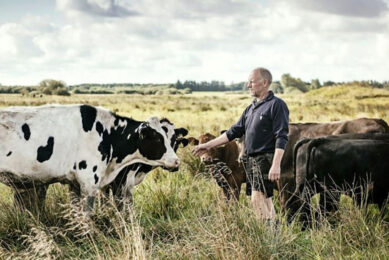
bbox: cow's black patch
[138,127,167,160]
[98,115,140,164]
[7,151,12,157]
[79,160,87,170]
[80,105,97,132]
[95,121,104,136]
[73,162,76,170]
[98,114,167,164]
[93,165,97,172]
[107,163,153,196]
[174,127,188,137]
[135,164,152,177]
[94,174,99,184]
[37,137,54,163]
[160,118,172,124]
[22,123,31,141]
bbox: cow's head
[136,117,179,169]
[160,118,189,171]
[189,133,222,164]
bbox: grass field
[0,85,388,259]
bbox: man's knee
[251,191,265,204]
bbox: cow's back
[300,138,389,200]
[0,105,108,182]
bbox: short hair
[254,67,272,86]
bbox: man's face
[247,71,267,98]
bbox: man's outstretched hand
[192,143,209,157]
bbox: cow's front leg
[13,185,48,213]
[115,185,134,212]
[69,182,81,203]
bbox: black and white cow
[288,133,389,225]
[0,104,179,211]
[105,118,189,209]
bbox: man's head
[247,67,272,98]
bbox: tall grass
[0,86,388,258]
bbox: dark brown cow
[288,133,389,226]
[279,118,389,209]
[189,133,245,201]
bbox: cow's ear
[147,116,160,129]
[137,123,151,139]
[178,138,189,147]
[220,130,227,135]
[175,127,188,137]
[187,137,199,145]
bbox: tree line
[1,75,389,96]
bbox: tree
[270,81,284,93]
[38,79,70,96]
[175,80,183,89]
[323,81,336,86]
[281,74,309,93]
[310,79,321,90]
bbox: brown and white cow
[189,133,245,201]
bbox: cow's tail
[293,138,312,178]
[305,138,330,180]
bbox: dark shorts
[243,153,274,198]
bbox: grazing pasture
[0,85,388,259]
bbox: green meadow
[0,85,388,259]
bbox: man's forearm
[272,148,285,166]
[206,133,229,149]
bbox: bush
[38,79,70,96]
[54,89,71,96]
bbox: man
[193,67,289,220]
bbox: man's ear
[187,137,199,145]
[264,79,269,88]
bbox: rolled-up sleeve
[272,100,289,149]
[225,107,248,141]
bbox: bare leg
[264,197,276,219]
[251,191,275,220]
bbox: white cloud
[1,0,389,85]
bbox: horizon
[1,0,389,85]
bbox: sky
[0,0,389,85]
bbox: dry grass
[0,86,388,259]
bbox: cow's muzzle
[164,158,180,169]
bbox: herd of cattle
[188,117,389,223]
[0,104,389,224]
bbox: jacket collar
[252,91,274,108]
